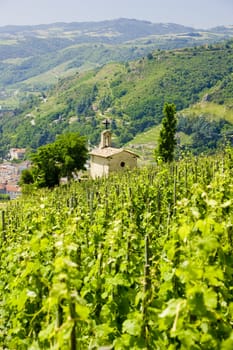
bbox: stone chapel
[89,129,138,179]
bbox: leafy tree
[23,133,88,188]
[54,133,88,181]
[19,169,34,185]
[30,143,61,188]
[156,103,177,162]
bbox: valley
[1,19,233,105]
[1,18,233,349]
[1,33,233,159]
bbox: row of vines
[1,150,233,349]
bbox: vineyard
[1,150,233,349]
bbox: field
[182,102,233,124]
[126,125,192,163]
[1,150,233,349]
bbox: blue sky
[0,0,233,28]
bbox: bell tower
[100,130,112,148]
[99,118,111,148]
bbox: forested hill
[1,39,233,157]
[1,18,233,93]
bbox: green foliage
[26,132,88,188]
[30,143,61,188]
[19,168,34,185]
[0,194,10,201]
[178,115,233,154]
[1,40,233,155]
[157,103,177,162]
[1,149,233,348]
[54,133,88,179]
[1,20,233,91]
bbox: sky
[0,0,233,29]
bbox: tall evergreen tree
[157,103,177,162]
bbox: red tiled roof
[6,185,21,193]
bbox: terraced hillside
[1,19,233,96]
[1,39,233,158]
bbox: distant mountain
[1,18,233,100]
[210,25,233,34]
[1,39,233,158]
[0,19,196,44]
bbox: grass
[177,131,192,145]
[125,125,160,163]
[0,91,21,109]
[126,124,193,164]
[181,102,233,123]
[0,202,8,210]
[21,61,78,86]
[128,125,160,146]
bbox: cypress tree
[157,103,177,162]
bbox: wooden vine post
[1,210,6,243]
[142,234,151,345]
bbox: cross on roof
[102,118,110,130]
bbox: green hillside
[1,40,233,157]
[1,19,233,97]
[1,150,233,348]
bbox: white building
[9,148,26,160]
[90,130,138,179]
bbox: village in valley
[0,148,29,199]
[0,128,139,200]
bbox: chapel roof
[90,147,138,158]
